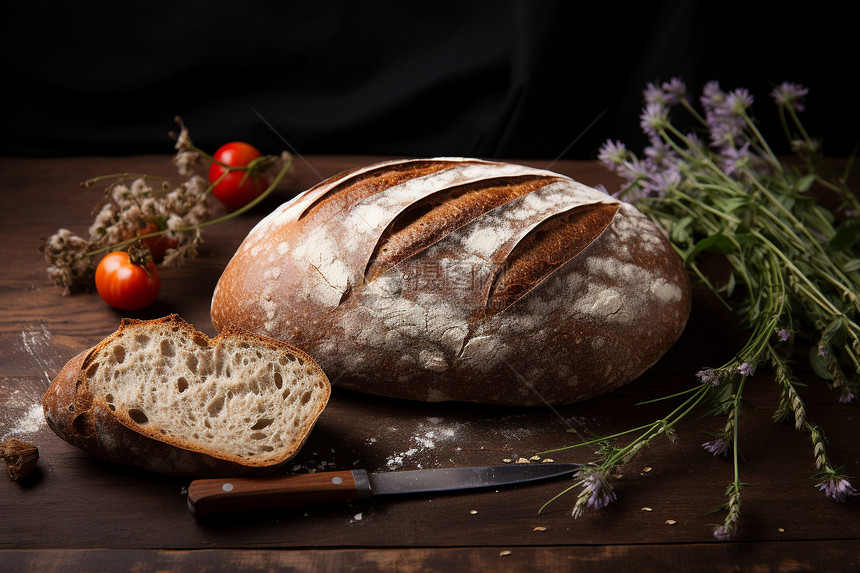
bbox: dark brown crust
[365,175,558,282]
[485,202,620,316]
[298,160,455,221]
[211,159,691,406]
[42,315,331,477]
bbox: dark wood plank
[1,155,857,560]
[3,542,859,573]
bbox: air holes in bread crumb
[251,418,274,430]
[274,372,283,389]
[113,346,126,363]
[192,334,208,347]
[135,334,150,345]
[300,391,312,405]
[177,377,188,393]
[207,396,225,417]
[186,354,198,373]
[86,362,99,377]
[250,432,267,440]
[128,409,149,424]
[160,339,175,358]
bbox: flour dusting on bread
[211,158,691,405]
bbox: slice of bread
[43,315,330,477]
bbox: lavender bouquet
[541,80,860,540]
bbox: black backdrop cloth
[2,1,854,160]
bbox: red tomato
[95,251,161,311]
[208,142,269,211]
[128,222,178,262]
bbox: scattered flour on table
[19,324,58,383]
[1,386,46,440]
[383,417,466,470]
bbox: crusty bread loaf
[211,158,691,406]
[43,315,330,477]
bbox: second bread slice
[43,315,331,477]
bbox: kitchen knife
[187,462,581,518]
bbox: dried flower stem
[85,152,293,258]
[42,120,294,293]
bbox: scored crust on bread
[211,158,691,406]
[43,315,330,477]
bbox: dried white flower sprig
[41,119,292,294]
[541,80,859,540]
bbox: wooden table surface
[1,155,858,572]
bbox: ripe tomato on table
[95,251,161,311]
[132,222,178,262]
[208,142,269,211]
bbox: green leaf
[828,218,860,252]
[795,174,817,193]
[809,345,833,381]
[821,316,844,342]
[715,381,734,405]
[843,259,860,273]
[669,215,694,244]
[720,197,750,214]
[725,271,737,298]
[685,233,739,264]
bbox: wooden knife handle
[187,469,372,518]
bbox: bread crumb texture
[82,317,329,463]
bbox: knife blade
[186,462,581,518]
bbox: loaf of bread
[43,315,330,477]
[211,158,691,405]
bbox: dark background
[1,1,854,160]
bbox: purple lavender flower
[710,121,744,150]
[641,166,681,198]
[582,471,617,510]
[737,362,755,376]
[700,81,748,150]
[713,525,732,541]
[771,82,808,112]
[818,345,829,358]
[700,81,726,115]
[643,81,667,106]
[816,477,859,502]
[661,78,686,106]
[696,368,721,386]
[840,389,856,404]
[597,139,629,171]
[727,88,754,115]
[572,468,617,518]
[640,102,669,137]
[777,329,791,342]
[721,142,753,176]
[702,437,730,457]
[644,136,679,166]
